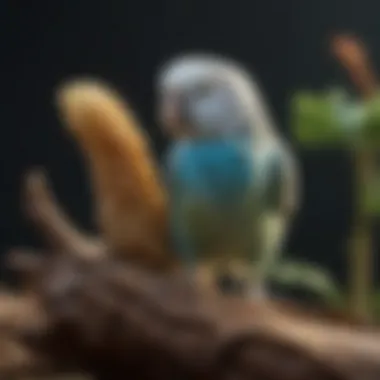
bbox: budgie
[156,54,301,297]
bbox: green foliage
[268,261,380,321]
[290,90,345,147]
[290,88,380,148]
[268,260,342,305]
[362,175,380,215]
[363,94,380,145]
[289,87,380,319]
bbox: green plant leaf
[268,260,342,304]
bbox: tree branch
[24,169,105,261]
[7,250,380,380]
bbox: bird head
[156,53,275,140]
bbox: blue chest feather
[168,139,255,205]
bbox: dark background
[1,0,379,286]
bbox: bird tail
[55,78,173,270]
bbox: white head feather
[157,53,278,140]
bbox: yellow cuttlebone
[56,79,173,270]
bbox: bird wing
[253,142,301,280]
[261,142,301,217]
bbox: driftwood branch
[0,165,108,378]
[3,248,380,380]
[24,169,105,261]
[1,170,380,379]
[0,289,53,379]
